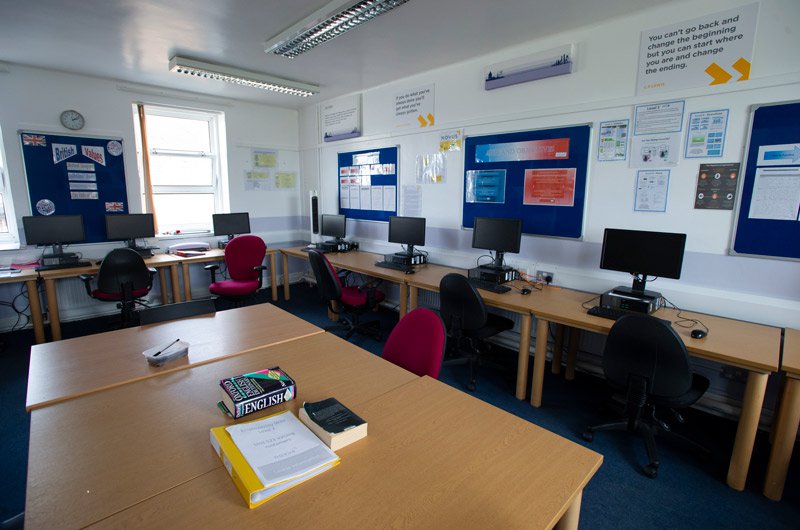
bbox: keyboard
[36,260,93,271]
[467,277,511,293]
[374,260,412,273]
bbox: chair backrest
[602,313,693,399]
[307,249,342,302]
[138,299,216,325]
[97,248,151,294]
[382,308,446,378]
[438,273,487,335]
[224,235,266,281]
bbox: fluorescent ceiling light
[168,56,319,97]
[265,0,411,58]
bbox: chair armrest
[78,274,95,297]
[205,264,219,283]
[253,265,267,288]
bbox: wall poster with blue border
[20,131,129,244]
[463,125,591,238]
[337,146,398,222]
[732,101,800,260]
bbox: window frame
[0,128,20,250]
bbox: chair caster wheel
[466,382,476,392]
[581,431,594,442]
[643,464,658,479]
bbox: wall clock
[60,109,85,130]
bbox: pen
[153,338,180,357]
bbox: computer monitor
[600,228,686,293]
[105,214,155,251]
[471,216,522,270]
[213,212,251,242]
[22,215,85,256]
[320,214,346,243]
[388,216,426,257]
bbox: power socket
[535,270,554,284]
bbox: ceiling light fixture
[264,0,411,58]
[168,56,319,97]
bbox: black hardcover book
[299,398,367,450]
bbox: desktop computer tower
[468,265,518,284]
[600,286,664,314]
[383,252,427,266]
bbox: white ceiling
[0,0,677,109]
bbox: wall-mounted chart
[337,146,398,222]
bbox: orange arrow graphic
[427,113,434,127]
[732,57,750,81]
[417,115,427,127]
[705,62,732,85]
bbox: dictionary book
[299,397,368,451]
[210,410,339,508]
[218,367,296,419]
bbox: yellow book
[210,410,340,509]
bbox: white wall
[299,0,800,328]
[0,64,305,325]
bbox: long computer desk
[26,329,601,529]
[764,327,800,500]
[0,268,44,343]
[26,303,323,411]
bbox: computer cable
[581,294,601,310]
[661,296,709,334]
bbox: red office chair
[307,248,385,340]
[80,248,156,327]
[382,308,446,378]
[205,235,267,305]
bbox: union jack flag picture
[22,134,46,147]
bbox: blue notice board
[732,101,800,260]
[20,131,129,243]
[337,147,398,222]
[463,125,591,238]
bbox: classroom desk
[89,376,602,530]
[26,303,322,411]
[281,246,411,314]
[525,286,782,491]
[178,247,279,303]
[0,268,45,343]
[36,253,183,341]
[404,264,536,400]
[764,328,800,500]
[24,332,422,530]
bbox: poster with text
[635,170,670,212]
[394,85,435,128]
[686,109,729,158]
[322,95,361,142]
[694,162,739,210]
[637,3,758,95]
[598,119,629,161]
[523,168,576,206]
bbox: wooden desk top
[529,286,781,373]
[34,253,182,280]
[88,376,602,529]
[282,246,411,283]
[25,332,418,530]
[782,328,800,376]
[0,268,38,284]
[175,247,279,264]
[26,304,323,411]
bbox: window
[0,126,20,249]
[134,105,227,234]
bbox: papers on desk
[210,410,340,508]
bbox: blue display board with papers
[337,147,398,222]
[20,131,129,243]
[462,125,591,238]
[732,101,800,260]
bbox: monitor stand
[126,240,153,258]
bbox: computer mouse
[307,244,315,248]
[691,329,707,339]
[520,288,532,295]
[404,269,415,275]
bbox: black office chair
[80,248,156,327]
[307,249,385,340]
[138,299,216,325]
[582,313,710,478]
[439,273,514,391]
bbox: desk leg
[282,253,290,301]
[551,324,565,375]
[727,370,768,490]
[269,254,278,302]
[182,263,192,301]
[763,377,800,500]
[43,278,61,341]
[565,328,580,381]
[170,265,181,303]
[554,491,582,530]
[516,313,532,400]
[27,279,45,344]
[158,268,168,303]
[408,286,418,312]
[399,283,408,316]
[530,318,549,407]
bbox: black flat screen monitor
[23,215,85,255]
[388,216,426,256]
[472,216,522,269]
[105,214,155,250]
[320,214,346,242]
[213,213,251,241]
[600,228,686,293]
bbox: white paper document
[748,167,800,221]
